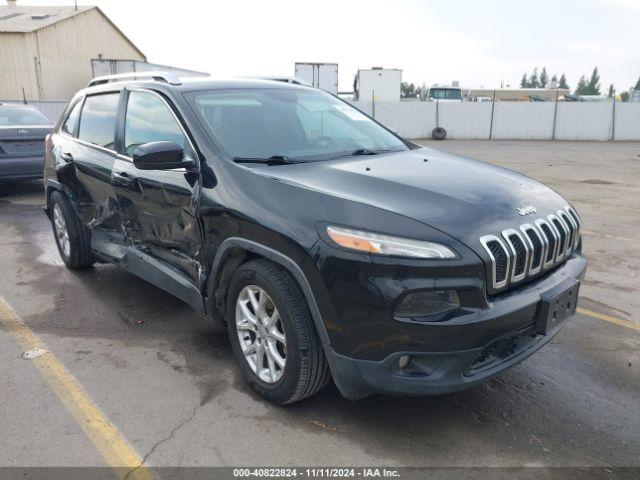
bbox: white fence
[5,99,640,141]
[350,100,640,141]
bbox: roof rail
[88,71,182,87]
[249,76,311,87]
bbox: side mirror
[132,141,189,170]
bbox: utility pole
[489,90,496,139]
[552,89,559,140]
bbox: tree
[559,73,569,90]
[401,82,417,98]
[529,68,540,88]
[634,76,640,91]
[620,91,630,102]
[520,73,529,88]
[551,74,558,84]
[608,84,615,98]
[586,67,601,95]
[540,67,549,88]
[575,75,588,95]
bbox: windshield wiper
[349,148,379,156]
[233,155,300,166]
[329,148,392,160]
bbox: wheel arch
[44,179,74,218]
[206,238,331,346]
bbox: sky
[15,0,640,92]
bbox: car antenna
[22,87,27,105]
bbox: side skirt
[92,236,206,314]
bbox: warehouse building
[0,0,146,101]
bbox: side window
[78,93,120,149]
[124,90,187,157]
[61,101,82,136]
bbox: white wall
[614,103,640,141]
[555,102,613,141]
[5,98,639,141]
[439,102,492,139]
[349,100,640,141]
[492,103,554,140]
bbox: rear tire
[227,259,330,404]
[50,190,94,270]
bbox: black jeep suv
[44,72,587,404]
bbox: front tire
[50,191,94,270]
[227,259,330,404]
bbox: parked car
[0,103,53,183]
[43,72,587,404]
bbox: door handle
[112,171,135,186]
[60,152,73,161]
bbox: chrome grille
[559,209,577,252]
[480,235,510,289]
[536,219,557,267]
[566,207,581,248]
[549,215,568,261]
[502,229,528,283]
[520,224,545,275]
[480,206,581,290]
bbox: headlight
[326,226,457,259]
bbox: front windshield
[429,89,462,100]
[186,88,409,161]
[0,106,51,126]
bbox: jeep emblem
[517,205,537,216]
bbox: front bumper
[324,254,587,400]
[0,155,44,182]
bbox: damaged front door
[112,89,205,298]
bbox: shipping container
[294,63,338,94]
[354,68,402,102]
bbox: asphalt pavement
[0,141,638,477]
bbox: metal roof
[0,5,145,58]
[0,5,94,32]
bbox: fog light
[395,290,460,318]
[398,355,411,369]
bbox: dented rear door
[54,92,123,241]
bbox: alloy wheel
[53,203,70,257]
[235,285,287,383]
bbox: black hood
[257,147,571,247]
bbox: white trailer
[355,68,402,102]
[294,63,338,94]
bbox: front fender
[205,237,332,346]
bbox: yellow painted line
[0,297,154,480]
[577,307,640,333]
